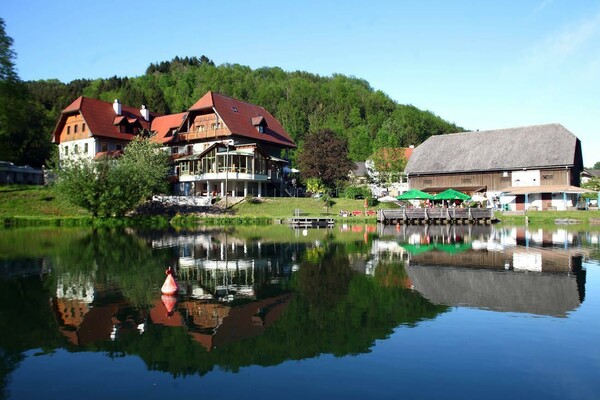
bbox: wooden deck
[288,216,335,228]
[377,208,496,225]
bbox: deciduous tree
[369,147,407,192]
[54,137,170,217]
[297,129,354,190]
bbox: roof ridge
[212,91,268,111]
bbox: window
[67,126,71,135]
[82,123,86,132]
[74,124,78,134]
[84,143,88,153]
[101,143,108,152]
[116,144,122,151]
[196,124,205,132]
[64,146,69,155]
[74,144,79,153]
[258,125,264,133]
[171,147,179,155]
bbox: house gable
[185,91,296,149]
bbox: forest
[6,52,464,167]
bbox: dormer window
[74,124,78,134]
[67,126,71,135]
[82,123,86,132]
[251,116,267,133]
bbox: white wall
[512,170,540,187]
[58,138,96,160]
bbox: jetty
[377,208,495,225]
[288,216,335,228]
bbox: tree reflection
[0,228,448,381]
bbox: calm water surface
[1,224,599,399]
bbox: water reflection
[0,226,447,383]
[374,224,592,316]
[0,225,598,397]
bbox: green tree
[297,129,354,191]
[54,137,170,217]
[0,18,53,166]
[370,147,407,191]
[593,161,600,169]
[582,177,600,192]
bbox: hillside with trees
[0,17,464,169]
[18,54,463,167]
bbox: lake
[1,224,599,399]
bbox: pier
[288,216,335,228]
[377,208,495,225]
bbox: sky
[2,0,599,165]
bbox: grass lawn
[0,185,91,218]
[2,185,599,228]
[497,209,600,227]
[231,196,395,218]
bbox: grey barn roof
[407,265,582,317]
[405,123,580,175]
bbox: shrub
[366,197,379,207]
[344,185,371,199]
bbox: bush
[245,194,261,204]
[344,185,371,199]
[366,197,379,207]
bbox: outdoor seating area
[338,210,377,217]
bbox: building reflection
[51,229,298,351]
[371,224,592,317]
[48,224,596,351]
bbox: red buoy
[161,267,178,295]
[161,294,177,317]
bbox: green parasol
[431,189,471,201]
[396,189,433,200]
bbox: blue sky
[2,0,599,165]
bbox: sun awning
[175,153,203,161]
[269,155,288,163]
[421,186,486,194]
[500,185,594,195]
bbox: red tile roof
[53,92,296,150]
[150,112,187,144]
[52,96,160,143]
[188,91,296,148]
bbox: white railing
[152,195,212,206]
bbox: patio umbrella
[471,194,487,202]
[434,242,472,253]
[432,189,471,201]
[378,195,399,202]
[396,189,433,200]
[401,244,435,255]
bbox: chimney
[113,99,122,115]
[140,105,150,121]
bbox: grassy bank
[3,185,600,228]
[496,210,600,227]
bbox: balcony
[178,127,230,141]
